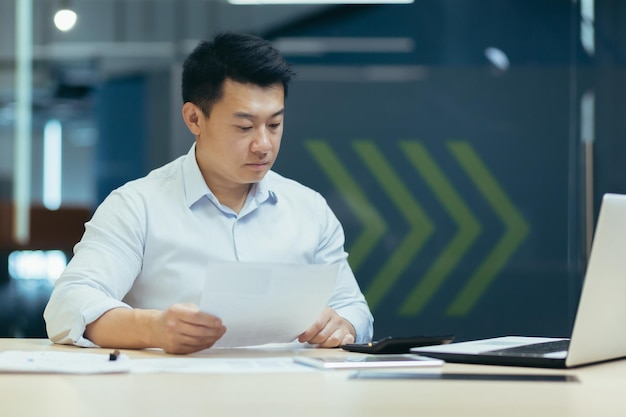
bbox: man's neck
[211,184,252,214]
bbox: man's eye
[238,126,253,131]
[269,123,282,129]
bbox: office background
[0,0,624,341]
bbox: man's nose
[251,127,272,153]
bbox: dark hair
[182,32,295,116]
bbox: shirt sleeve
[43,186,145,347]
[314,196,374,344]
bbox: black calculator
[341,335,454,354]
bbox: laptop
[412,193,626,368]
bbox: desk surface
[1,338,625,417]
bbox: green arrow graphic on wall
[305,141,387,271]
[445,141,529,316]
[353,141,434,311]
[304,139,529,316]
[398,141,481,316]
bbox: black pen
[109,350,121,361]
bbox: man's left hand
[297,307,356,347]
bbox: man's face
[191,78,285,192]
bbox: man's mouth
[247,161,269,169]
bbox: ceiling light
[484,47,509,71]
[228,1,414,4]
[53,9,77,32]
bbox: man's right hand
[155,303,227,354]
[84,303,226,354]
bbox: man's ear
[182,102,203,136]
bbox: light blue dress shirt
[44,144,374,347]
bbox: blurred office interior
[0,0,624,341]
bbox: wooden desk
[1,338,625,417]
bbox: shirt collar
[182,143,278,208]
[182,143,211,207]
[253,173,278,205]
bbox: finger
[171,305,224,328]
[163,326,227,354]
[298,320,327,343]
[316,328,345,348]
[182,326,227,346]
[303,324,338,345]
[180,320,226,338]
[306,315,356,347]
[341,333,355,345]
[162,310,225,339]
[298,308,334,343]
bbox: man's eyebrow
[233,109,285,119]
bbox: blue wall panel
[95,75,147,204]
[270,1,581,341]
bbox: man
[44,32,373,354]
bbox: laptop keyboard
[487,339,570,357]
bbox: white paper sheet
[131,356,315,374]
[0,351,131,374]
[200,262,338,348]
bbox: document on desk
[200,261,339,348]
[0,351,131,374]
[131,356,316,374]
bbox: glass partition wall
[0,0,624,339]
